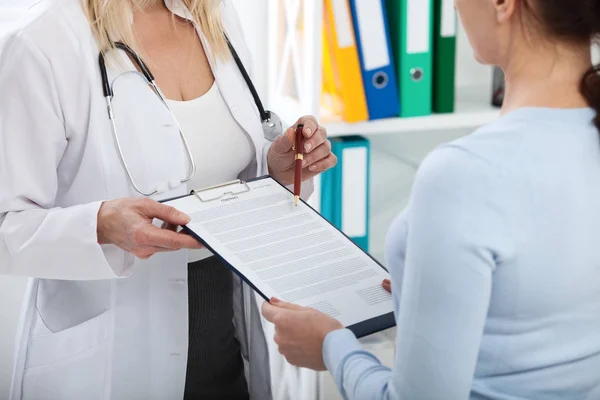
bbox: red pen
[293,124,304,206]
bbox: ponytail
[523,0,600,130]
[581,64,600,131]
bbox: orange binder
[322,0,369,123]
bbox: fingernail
[304,128,312,137]
[383,279,391,284]
[309,165,317,171]
[302,160,307,167]
[304,143,312,152]
[182,214,191,224]
[271,297,281,304]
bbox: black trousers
[183,257,249,400]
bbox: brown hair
[524,0,600,130]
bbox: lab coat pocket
[27,280,111,369]
[22,338,107,400]
[25,308,110,369]
[35,279,111,333]
[21,310,110,400]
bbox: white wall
[230,0,269,102]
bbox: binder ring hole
[373,72,389,89]
[410,68,424,82]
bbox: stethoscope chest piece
[262,110,284,142]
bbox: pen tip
[294,195,299,206]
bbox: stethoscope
[98,37,283,196]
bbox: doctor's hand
[267,115,337,185]
[261,298,344,371]
[97,198,203,260]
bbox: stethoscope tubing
[98,36,277,196]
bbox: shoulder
[416,110,546,188]
[445,107,572,172]
[415,144,501,196]
[0,0,97,123]
[1,0,93,64]
[414,116,532,205]
[219,0,245,44]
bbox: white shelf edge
[274,86,502,137]
[324,108,500,137]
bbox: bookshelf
[266,1,499,138]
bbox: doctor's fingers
[305,153,337,176]
[134,225,203,252]
[136,198,191,226]
[134,246,179,260]
[302,125,328,154]
[302,140,333,170]
[295,115,319,139]
[280,116,322,153]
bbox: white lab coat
[0,0,312,399]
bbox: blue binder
[349,0,400,120]
[321,136,370,251]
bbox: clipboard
[162,176,396,338]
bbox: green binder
[386,0,434,118]
[433,0,457,113]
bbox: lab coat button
[169,178,180,189]
[155,183,168,194]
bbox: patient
[262,0,600,398]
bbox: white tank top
[166,82,255,262]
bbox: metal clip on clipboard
[191,179,252,202]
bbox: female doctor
[0,0,335,399]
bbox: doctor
[0,0,335,399]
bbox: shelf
[322,86,501,137]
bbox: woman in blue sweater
[262,0,600,398]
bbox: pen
[293,124,304,206]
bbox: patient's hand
[382,279,391,293]
[261,298,343,371]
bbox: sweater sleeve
[323,145,510,400]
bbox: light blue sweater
[323,107,600,400]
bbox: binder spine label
[341,147,368,237]
[355,0,390,70]
[332,0,355,48]
[407,0,431,54]
[441,0,457,37]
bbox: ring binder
[192,179,251,202]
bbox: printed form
[166,177,393,328]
